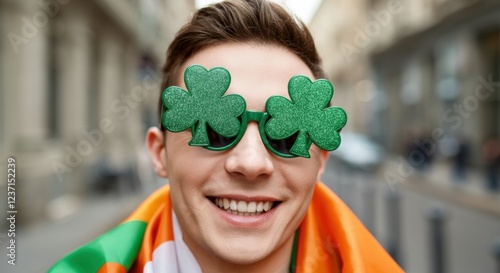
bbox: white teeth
[256,202,264,212]
[247,202,256,213]
[237,201,247,212]
[214,198,276,215]
[230,200,237,210]
[263,201,270,212]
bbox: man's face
[163,43,328,265]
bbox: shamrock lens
[199,111,299,158]
[259,114,298,158]
[265,131,298,156]
[206,124,238,149]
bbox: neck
[186,234,294,273]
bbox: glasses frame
[192,110,305,158]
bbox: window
[87,35,100,129]
[47,22,60,138]
[0,4,4,151]
[478,28,500,139]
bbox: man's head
[158,0,325,128]
[147,0,330,270]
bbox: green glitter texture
[161,65,246,146]
[265,75,347,158]
[161,64,347,158]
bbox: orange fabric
[296,199,343,273]
[130,204,164,273]
[125,186,170,223]
[297,183,404,272]
[96,262,127,273]
[128,183,403,272]
[154,200,175,250]
[130,192,174,273]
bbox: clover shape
[265,75,347,158]
[162,65,246,146]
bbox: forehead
[178,43,315,110]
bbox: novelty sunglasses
[161,65,347,158]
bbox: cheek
[279,157,323,205]
[284,158,322,185]
[165,133,202,178]
[165,135,225,203]
[167,157,214,224]
[165,136,203,201]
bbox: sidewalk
[0,193,145,273]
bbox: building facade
[310,0,500,272]
[311,0,499,164]
[0,0,195,226]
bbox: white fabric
[143,210,202,273]
[172,211,203,273]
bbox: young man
[49,1,403,272]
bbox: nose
[224,123,275,180]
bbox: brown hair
[158,0,325,128]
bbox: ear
[146,127,168,178]
[316,150,329,181]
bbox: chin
[207,236,276,265]
[216,249,269,265]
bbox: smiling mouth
[208,197,281,216]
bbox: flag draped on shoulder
[48,187,168,273]
[48,183,404,273]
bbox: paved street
[0,194,144,273]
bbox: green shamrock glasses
[161,65,347,158]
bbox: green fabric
[289,229,300,273]
[48,220,147,273]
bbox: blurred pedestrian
[483,138,500,191]
[404,130,434,173]
[452,136,470,182]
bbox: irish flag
[48,183,403,272]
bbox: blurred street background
[0,0,499,272]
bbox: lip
[208,197,280,228]
[209,194,281,202]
